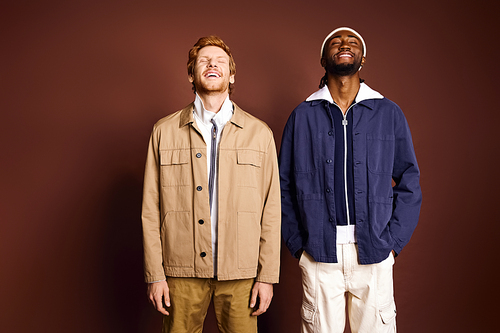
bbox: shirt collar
[305,82,384,104]
[193,93,233,128]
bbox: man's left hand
[250,281,273,316]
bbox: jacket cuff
[144,274,167,283]
[255,274,279,284]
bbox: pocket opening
[379,302,396,324]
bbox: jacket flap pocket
[160,149,189,166]
[379,302,396,324]
[237,150,262,167]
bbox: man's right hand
[147,280,170,315]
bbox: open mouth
[337,52,353,59]
[205,71,221,78]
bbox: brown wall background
[1,0,499,332]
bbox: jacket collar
[306,82,384,109]
[179,100,245,128]
[180,103,195,127]
[229,102,245,128]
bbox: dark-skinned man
[279,27,422,332]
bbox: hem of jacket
[308,250,398,265]
[157,267,278,283]
[163,268,214,279]
[358,251,395,265]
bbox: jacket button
[196,153,202,158]
[328,131,333,136]
[196,186,202,191]
[326,159,332,164]
[329,218,334,222]
[200,252,206,257]
[198,219,204,224]
[326,188,331,193]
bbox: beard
[325,56,362,77]
[194,77,230,95]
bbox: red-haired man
[141,36,281,332]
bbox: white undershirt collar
[306,82,384,104]
[193,93,233,128]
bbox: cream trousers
[299,244,397,333]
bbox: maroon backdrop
[1,0,499,332]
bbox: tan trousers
[299,244,397,333]
[162,277,257,333]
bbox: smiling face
[321,30,365,77]
[188,45,235,96]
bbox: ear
[229,74,235,84]
[358,57,366,71]
[188,75,194,83]
[320,57,327,68]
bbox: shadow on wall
[98,171,160,332]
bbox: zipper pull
[342,119,348,126]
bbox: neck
[197,91,229,113]
[326,73,361,114]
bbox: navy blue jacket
[279,84,422,264]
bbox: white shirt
[193,93,233,274]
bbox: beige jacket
[141,102,281,284]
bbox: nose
[339,40,350,51]
[208,58,218,68]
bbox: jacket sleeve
[256,133,282,284]
[390,109,422,255]
[279,113,305,258]
[141,126,166,283]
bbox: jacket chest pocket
[236,150,262,188]
[366,134,395,174]
[160,149,191,187]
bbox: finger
[157,305,169,316]
[147,287,155,304]
[164,289,171,307]
[154,294,169,315]
[249,287,258,308]
[251,301,267,316]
